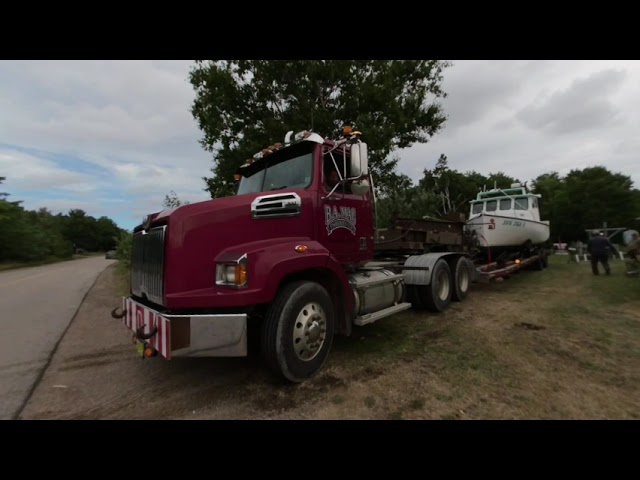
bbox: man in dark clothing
[588,232,619,275]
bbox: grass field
[321,254,640,419]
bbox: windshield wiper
[269,185,288,191]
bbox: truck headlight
[216,256,248,288]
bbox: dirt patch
[21,258,640,419]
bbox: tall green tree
[532,166,640,242]
[189,60,451,198]
[61,209,99,251]
[419,155,519,217]
[95,216,122,251]
[530,172,567,241]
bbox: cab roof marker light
[284,131,294,143]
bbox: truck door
[318,154,373,265]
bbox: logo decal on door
[325,205,356,235]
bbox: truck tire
[451,257,471,302]
[533,254,545,270]
[261,281,334,383]
[411,259,452,312]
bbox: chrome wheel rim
[293,302,327,361]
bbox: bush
[116,231,132,270]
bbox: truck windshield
[237,143,315,195]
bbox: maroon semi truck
[111,128,546,382]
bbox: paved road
[0,257,116,419]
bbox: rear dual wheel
[409,257,471,312]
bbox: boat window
[499,198,511,210]
[472,202,483,214]
[486,200,497,212]
[532,198,538,208]
[514,197,528,210]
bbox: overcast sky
[1,60,638,231]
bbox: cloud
[516,69,627,134]
[0,150,97,192]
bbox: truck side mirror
[351,179,370,196]
[350,141,368,177]
[350,141,369,196]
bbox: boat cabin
[469,183,543,222]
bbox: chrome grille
[131,225,166,306]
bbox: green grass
[364,397,376,408]
[115,265,131,296]
[326,252,640,419]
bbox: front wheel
[261,281,335,383]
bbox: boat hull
[466,213,550,247]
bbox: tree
[95,216,122,251]
[189,60,451,198]
[115,231,133,269]
[532,166,640,242]
[419,155,519,217]
[162,190,189,209]
[530,172,566,241]
[61,209,99,251]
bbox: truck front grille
[131,226,166,306]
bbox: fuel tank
[348,269,406,316]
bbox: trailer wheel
[418,259,452,312]
[261,281,334,383]
[533,254,545,270]
[452,257,471,302]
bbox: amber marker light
[235,263,248,286]
[144,346,156,358]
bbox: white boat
[465,183,550,248]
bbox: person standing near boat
[587,232,618,275]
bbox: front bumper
[120,297,247,358]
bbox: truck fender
[216,239,353,312]
[403,252,460,285]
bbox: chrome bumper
[172,313,248,358]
